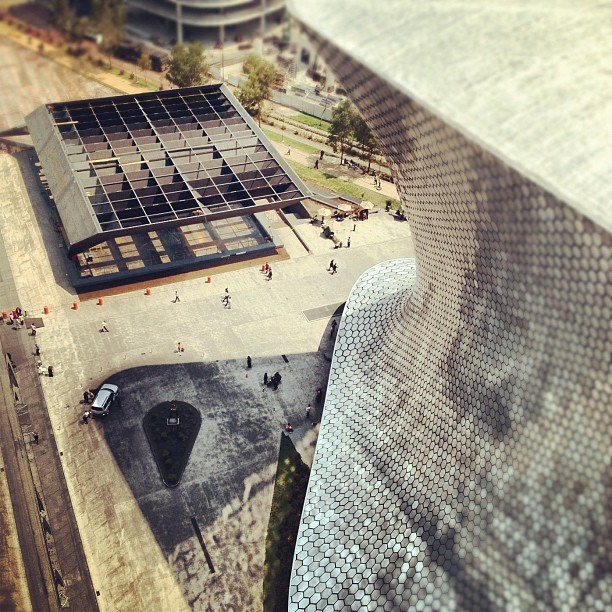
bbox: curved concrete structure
[127,0,285,44]
[289,2,611,609]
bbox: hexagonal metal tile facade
[288,38,611,611]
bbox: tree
[327,100,356,164]
[91,0,125,68]
[238,54,277,125]
[167,43,209,88]
[137,51,152,84]
[52,0,73,35]
[71,16,89,47]
[352,113,379,171]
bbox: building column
[260,0,266,32]
[176,3,183,44]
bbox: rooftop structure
[26,84,307,262]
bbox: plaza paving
[0,33,415,611]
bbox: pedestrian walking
[286,144,291,155]
[346,237,351,248]
[225,295,233,308]
[319,150,324,160]
[247,355,252,369]
[266,268,273,280]
[328,259,335,271]
[8,312,14,325]
[353,223,357,231]
[306,403,311,419]
[263,372,268,386]
[284,422,294,433]
[331,262,338,274]
[177,342,184,353]
[82,410,90,424]
[30,323,37,336]
[101,320,109,332]
[35,343,40,356]
[330,318,338,338]
[222,287,230,304]
[32,431,39,445]
[173,290,180,303]
[314,159,319,169]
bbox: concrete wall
[288,36,612,611]
[226,73,335,121]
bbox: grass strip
[261,128,321,155]
[292,112,332,132]
[263,435,311,612]
[285,159,401,208]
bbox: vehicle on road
[90,384,120,417]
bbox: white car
[90,384,120,417]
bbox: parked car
[90,383,120,417]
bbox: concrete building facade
[126,0,285,45]
[288,1,611,610]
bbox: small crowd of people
[264,371,282,390]
[5,307,25,328]
[262,263,273,280]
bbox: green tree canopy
[352,113,379,170]
[167,43,209,88]
[327,99,356,163]
[71,16,90,46]
[238,54,277,125]
[91,0,125,66]
[52,0,73,35]
[137,51,152,83]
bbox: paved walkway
[0,32,414,611]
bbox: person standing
[32,432,39,445]
[306,403,311,420]
[173,290,180,303]
[101,320,109,332]
[226,295,233,309]
[319,150,324,160]
[328,259,335,271]
[263,372,268,386]
[82,410,90,424]
[247,356,252,369]
[347,237,351,248]
[286,144,291,155]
